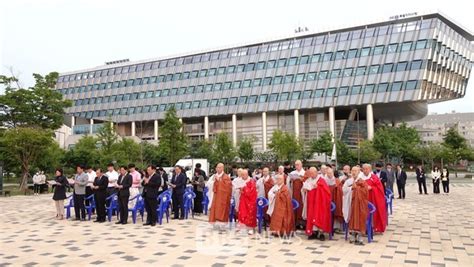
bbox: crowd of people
[50,160,450,245]
[415,165,450,195]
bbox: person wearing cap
[169,165,187,219]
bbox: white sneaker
[248,229,254,235]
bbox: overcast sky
[1,0,473,114]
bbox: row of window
[63,57,426,99]
[72,80,420,119]
[70,59,425,106]
[58,38,434,85]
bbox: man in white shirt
[85,166,97,208]
[106,163,119,197]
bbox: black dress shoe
[319,234,326,241]
[179,217,184,220]
[98,220,105,223]
[308,233,319,240]
[150,223,156,226]
[121,222,127,225]
[143,222,152,226]
[93,220,101,223]
[115,221,123,224]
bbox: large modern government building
[55,12,473,151]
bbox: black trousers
[95,192,107,221]
[397,182,406,199]
[73,193,86,219]
[442,180,449,193]
[145,197,158,224]
[34,184,41,194]
[172,191,184,219]
[85,187,93,207]
[118,195,129,223]
[433,179,440,194]
[193,191,203,214]
[417,178,427,194]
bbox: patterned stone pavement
[0,183,473,267]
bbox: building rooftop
[59,12,474,76]
[408,112,474,125]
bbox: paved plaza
[0,182,473,267]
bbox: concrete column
[89,119,94,134]
[294,109,300,138]
[329,107,335,142]
[262,112,267,151]
[131,121,136,137]
[71,116,75,128]
[179,118,183,132]
[154,120,159,141]
[204,116,209,140]
[366,104,374,140]
[232,114,237,147]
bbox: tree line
[1,72,473,190]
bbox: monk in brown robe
[288,160,306,228]
[267,174,294,237]
[209,163,232,227]
[347,166,369,245]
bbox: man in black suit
[395,164,407,199]
[92,168,109,223]
[157,167,168,195]
[170,166,187,220]
[415,165,428,195]
[142,164,162,226]
[116,165,132,224]
[373,162,388,193]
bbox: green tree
[0,127,54,191]
[310,131,333,163]
[299,139,315,165]
[213,132,236,167]
[396,123,421,162]
[140,142,164,167]
[0,72,72,130]
[157,107,188,165]
[96,120,118,155]
[336,140,357,166]
[372,123,420,163]
[359,140,381,163]
[238,136,255,162]
[442,127,474,177]
[63,136,100,169]
[268,130,301,162]
[33,142,65,174]
[109,138,142,167]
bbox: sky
[1,0,473,114]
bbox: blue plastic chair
[256,197,269,233]
[366,202,376,243]
[385,196,390,225]
[105,193,118,222]
[329,201,336,240]
[157,191,172,225]
[291,199,299,210]
[85,194,96,221]
[128,195,145,224]
[64,194,74,219]
[344,202,377,243]
[202,187,209,215]
[183,190,197,219]
[385,188,394,215]
[229,197,236,228]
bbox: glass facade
[56,14,472,126]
